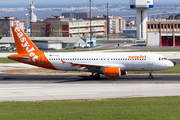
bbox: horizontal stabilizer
[8,56,31,62]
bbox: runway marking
[0,87,43,90]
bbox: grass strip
[0,96,180,120]
[2,68,90,74]
[0,57,18,63]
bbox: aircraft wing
[61,60,125,71]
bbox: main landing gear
[149,71,153,79]
[89,73,100,80]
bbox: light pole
[59,16,61,37]
[88,0,93,48]
[78,12,80,37]
[106,3,109,43]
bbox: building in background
[62,12,90,20]
[0,16,25,37]
[109,17,120,34]
[0,37,86,49]
[31,16,106,38]
[119,18,126,32]
[86,15,126,34]
[32,37,86,49]
[123,20,136,37]
[147,20,180,46]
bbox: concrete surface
[0,74,180,101]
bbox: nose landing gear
[149,71,153,79]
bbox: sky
[1,0,180,5]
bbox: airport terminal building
[147,20,180,46]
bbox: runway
[0,74,180,102]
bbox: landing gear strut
[149,71,153,79]
[89,73,100,80]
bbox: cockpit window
[159,57,167,60]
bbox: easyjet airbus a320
[8,27,174,79]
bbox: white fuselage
[44,52,174,72]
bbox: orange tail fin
[11,26,41,54]
[9,26,56,70]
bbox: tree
[175,14,180,19]
[2,33,7,37]
[168,15,174,20]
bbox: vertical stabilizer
[9,26,56,70]
[11,26,41,54]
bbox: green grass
[0,58,18,63]
[0,96,180,120]
[0,51,17,53]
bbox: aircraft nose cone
[166,61,174,69]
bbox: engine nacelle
[103,67,127,78]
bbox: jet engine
[103,67,127,77]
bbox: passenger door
[148,53,153,70]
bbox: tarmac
[0,74,180,102]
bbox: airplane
[8,26,174,79]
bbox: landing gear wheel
[89,75,94,80]
[95,73,100,79]
[89,72,100,80]
[149,76,153,79]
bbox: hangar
[0,37,86,49]
[147,21,180,46]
